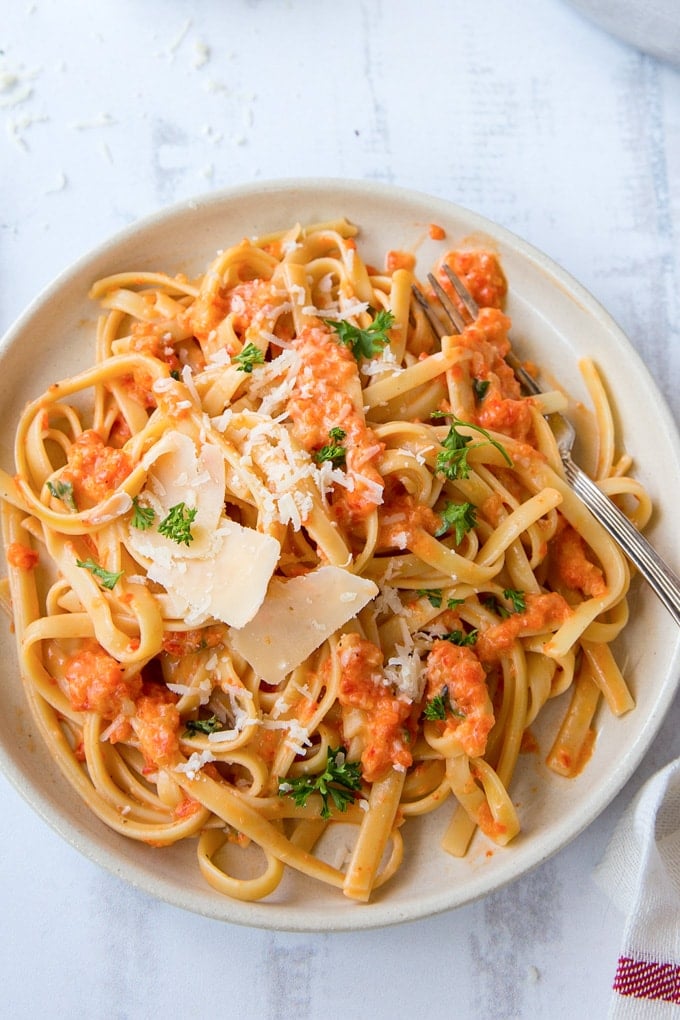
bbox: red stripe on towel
[614,957,680,1004]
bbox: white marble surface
[1,2,679,1017]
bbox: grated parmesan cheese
[175,749,216,779]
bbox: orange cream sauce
[475,592,571,663]
[424,639,494,758]
[376,484,439,552]
[336,633,412,783]
[437,249,507,309]
[6,542,38,571]
[287,325,385,524]
[134,684,181,769]
[64,640,141,719]
[161,625,226,658]
[61,430,132,507]
[552,522,607,597]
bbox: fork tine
[426,273,468,334]
[411,283,448,341]
[442,266,543,397]
[441,264,479,319]
[416,262,543,400]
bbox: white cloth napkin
[596,758,680,1017]
[564,1,680,67]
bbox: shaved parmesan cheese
[230,566,378,684]
[146,517,279,627]
[127,428,280,627]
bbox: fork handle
[563,455,680,627]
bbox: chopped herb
[473,378,490,401]
[415,590,465,611]
[185,715,223,735]
[47,479,77,511]
[278,746,362,820]
[480,593,510,619]
[503,588,527,613]
[76,558,123,590]
[443,628,478,647]
[233,342,265,373]
[313,426,347,467]
[423,687,449,720]
[434,416,512,481]
[325,309,395,360]
[131,497,156,531]
[158,502,197,546]
[423,685,466,721]
[435,500,477,544]
[170,369,181,381]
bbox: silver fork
[412,265,680,627]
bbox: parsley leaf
[313,426,347,467]
[185,715,223,735]
[435,500,477,544]
[416,590,465,610]
[76,558,123,590]
[480,593,511,619]
[434,416,512,481]
[325,309,395,360]
[423,685,466,721]
[503,588,527,613]
[278,746,362,820]
[443,628,478,647]
[131,497,156,531]
[423,687,449,720]
[233,342,265,373]
[473,378,490,401]
[158,502,197,546]
[47,479,77,511]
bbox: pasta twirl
[0,219,649,903]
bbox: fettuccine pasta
[0,219,650,903]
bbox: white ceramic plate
[1,179,679,932]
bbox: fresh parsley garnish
[415,590,465,610]
[443,629,478,647]
[435,500,477,544]
[47,479,77,511]
[185,715,223,736]
[76,558,123,590]
[434,416,512,480]
[325,309,395,360]
[473,378,490,401]
[313,426,347,467]
[416,588,443,608]
[480,593,511,619]
[170,369,181,381]
[503,588,527,613]
[423,687,449,721]
[131,497,156,531]
[233,342,265,373]
[423,685,466,721]
[278,747,362,820]
[158,502,197,546]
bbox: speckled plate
[1,179,679,931]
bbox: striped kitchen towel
[596,757,680,1017]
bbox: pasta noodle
[0,218,649,904]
